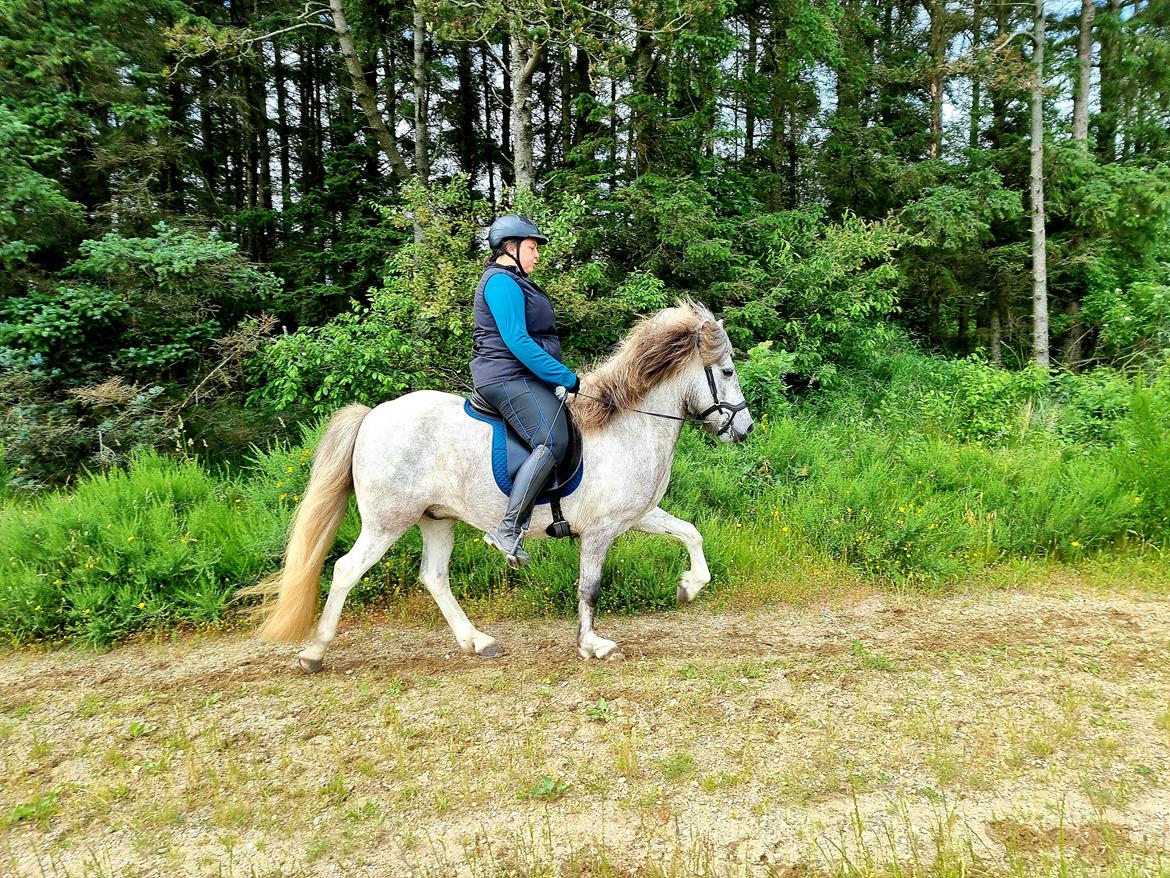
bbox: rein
[574,366,749,436]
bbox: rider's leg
[483,443,556,566]
[477,379,570,567]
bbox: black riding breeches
[476,378,571,465]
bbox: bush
[2,353,1169,648]
[0,451,282,645]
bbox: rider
[472,214,580,568]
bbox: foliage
[0,105,83,275]
[247,301,434,418]
[724,207,908,383]
[3,358,1169,646]
[0,450,284,646]
[736,341,796,414]
[0,226,283,485]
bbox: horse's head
[688,314,754,443]
[572,301,754,440]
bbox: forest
[0,0,1168,644]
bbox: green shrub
[736,341,795,414]
[0,451,286,646]
[2,358,1169,648]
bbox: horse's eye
[722,368,734,378]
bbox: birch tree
[1030,0,1049,367]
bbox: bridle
[695,364,751,437]
[573,362,749,437]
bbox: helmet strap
[506,239,528,278]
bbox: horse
[248,301,754,672]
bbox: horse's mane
[571,300,730,433]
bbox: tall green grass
[0,354,1167,647]
[0,451,285,646]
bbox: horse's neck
[600,373,688,474]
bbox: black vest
[470,263,564,387]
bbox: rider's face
[518,238,539,274]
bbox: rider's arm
[483,273,579,389]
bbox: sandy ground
[1,585,1168,877]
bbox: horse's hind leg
[297,518,412,673]
[633,506,711,604]
[418,516,500,657]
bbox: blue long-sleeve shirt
[483,272,578,388]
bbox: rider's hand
[555,385,568,402]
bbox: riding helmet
[488,214,549,252]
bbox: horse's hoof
[297,656,324,674]
[477,642,502,658]
[580,639,622,661]
[676,586,692,605]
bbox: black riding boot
[483,444,557,568]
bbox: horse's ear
[717,318,724,329]
[694,319,712,349]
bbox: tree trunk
[786,105,798,208]
[746,13,757,155]
[253,47,273,260]
[632,30,654,175]
[540,53,552,172]
[273,43,292,213]
[609,76,618,192]
[927,0,946,159]
[573,45,594,149]
[228,65,244,214]
[1096,0,1122,160]
[297,36,314,198]
[1060,300,1086,368]
[198,62,219,209]
[501,37,512,186]
[970,0,982,149]
[509,28,541,192]
[989,0,1011,150]
[312,43,325,192]
[1071,0,1095,144]
[412,3,429,182]
[329,0,413,183]
[990,293,1003,366]
[161,62,185,212]
[560,47,572,163]
[456,45,477,187]
[767,2,787,210]
[255,52,273,214]
[1030,0,1049,367]
[481,48,496,203]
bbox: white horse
[250,301,754,671]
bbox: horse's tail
[246,403,372,643]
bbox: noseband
[694,365,750,436]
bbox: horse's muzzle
[729,421,754,442]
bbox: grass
[0,360,1168,647]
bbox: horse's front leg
[577,529,621,660]
[634,506,710,605]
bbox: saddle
[464,392,584,505]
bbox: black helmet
[487,214,548,252]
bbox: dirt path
[1,586,1168,877]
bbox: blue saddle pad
[463,399,584,504]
